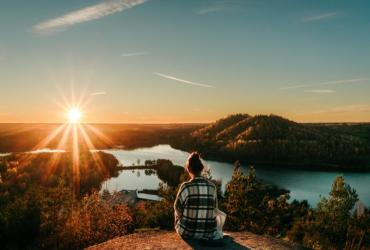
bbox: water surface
[101,145,369,206]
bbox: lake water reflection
[102,144,370,206]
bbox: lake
[102,144,369,206]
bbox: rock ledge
[86,230,306,250]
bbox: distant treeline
[0,123,203,153]
[1,116,370,171]
[170,114,370,171]
[0,150,122,196]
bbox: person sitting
[174,152,225,241]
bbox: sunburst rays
[68,108,82,123]
[17,123,67,169]
[42,124,72,183]
[79,125,109,178]
[85,124,114,146]
[72,124,80,193]
[14,89,113,195]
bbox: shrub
[59,191,134,249]
[288,176,370,250]
[222,162,309,236]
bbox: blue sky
[0,0,370,123]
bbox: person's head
[186,152,204,177]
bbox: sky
[1,0,370,123]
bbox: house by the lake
[116,189,162,206]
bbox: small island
[120,159,185,187]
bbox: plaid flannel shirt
[174,176,217,239]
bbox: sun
[67,108,82,123]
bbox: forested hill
[171,114,370,171]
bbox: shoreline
[2,144,370,173]
[169,144,370,173]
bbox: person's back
[174,152,219,240]
[175,176,217,239]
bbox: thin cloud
[280,78,368,90]
[154,72,215,88]
[312,105,370,114]
[301,12,338,22]
[304,89,334,94]
[33,0,147,34]
[196,0,240,15]
[121,51,149,57]
[91,91,106,96]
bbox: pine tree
[292,176,359,249]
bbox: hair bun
[190,152,200,160]
[186,152,204,174]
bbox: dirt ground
[86,230,306,250]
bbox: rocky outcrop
[86,230,306,250]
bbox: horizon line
[0,120,370,125]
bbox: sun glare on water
[68,108,82,123]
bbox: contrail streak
[33,0,147,34]
[280,78,367,90]
[154,72,215,88]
